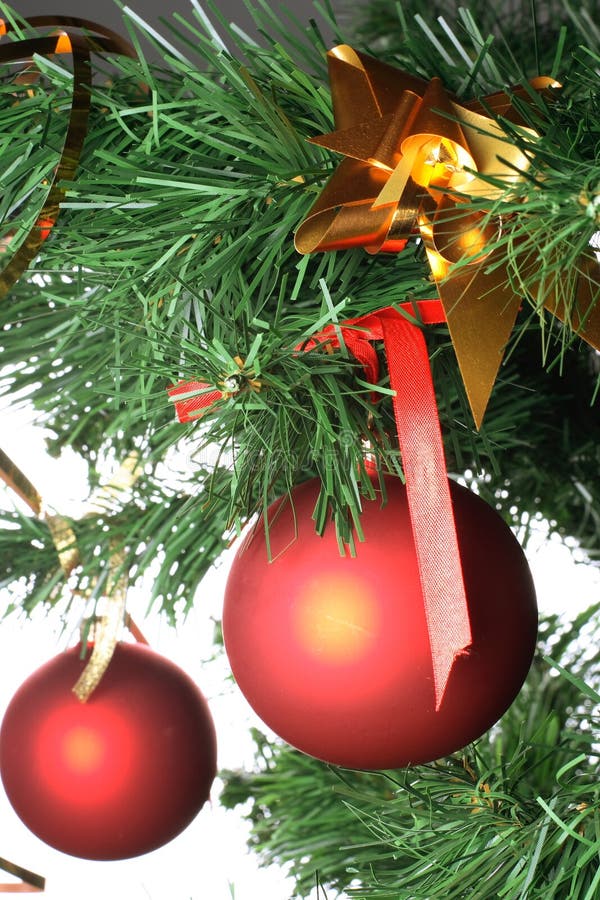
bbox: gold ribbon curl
[71,451,141,702]
[0,448,143,701]
[0,17,137,300]
[0,855,45,893]
[295,45,600,427]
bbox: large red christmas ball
[0,642,217,859]
[223,475,537,769]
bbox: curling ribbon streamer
[0,447,78,575]
[0,17,136,299]
[0,448,143,701]
[0,856,45,893]
[168,301,472,708]
[295,45,600,428]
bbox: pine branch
[0,459,231,622]
[346,0,600,87]
[0,6,598,899]
[0,0,598,622]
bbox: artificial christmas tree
[0,0,598,896]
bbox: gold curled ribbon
[71,544,128,702]
[71,451,141,702]
[0,447,143,701]
[0,17,136,300]
[0,856,45,893]
[0,447,77,573]
[295,46,600,427]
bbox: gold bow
[295,45,600,427]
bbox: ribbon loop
[0,447,143,701]
[428,195,499,265]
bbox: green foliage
[348,0,600,84]
[0,3,597,599]
[220,605,600,899]
[460,329,600,557]
[0,462,231,621]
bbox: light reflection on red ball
[0,642,217,859]
[37,703,135,808]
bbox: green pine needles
[0,0,598,620]
[0,3,600,610]
[221,605,600,899]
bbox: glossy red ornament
[0,642,217,859]
[223,475,537,769]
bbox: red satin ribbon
[304,301,472,709]
[168,301,472,708]
[167,381,224,423]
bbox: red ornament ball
[0,642,217,859]
[223,475,537,769]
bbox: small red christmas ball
[223,475,537,769]
[0,642,217,859]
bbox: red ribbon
[168,300,472,708]
[304,301,472,709]
[167,381,224,423]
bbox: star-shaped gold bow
[295,45,600,427]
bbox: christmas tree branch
[0,0,598,620]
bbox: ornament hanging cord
[0,447,147,701]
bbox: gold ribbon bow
[295,45,600,427]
